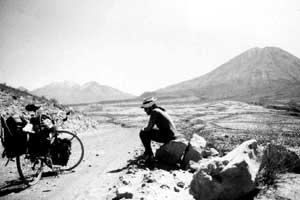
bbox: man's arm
[142,111,157,131]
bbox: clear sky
[1,0,300,96]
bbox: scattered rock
[123,180,130,185]
[115,186,133,199]
[190,139,263,200]
[160,184,170,189]
[143,174,155,183]
[203,147,219,158]
[177,181,185,188]
[126,168,136,174]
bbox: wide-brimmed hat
[25,104,41,112]
[141,97,157,108]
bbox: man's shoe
[144,154,154,163]
[141,152,153,160]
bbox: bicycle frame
[1,112,84,186]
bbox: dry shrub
[256,143,300,186]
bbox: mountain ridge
[141,46,300,101]
[32,81,136,104]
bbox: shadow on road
[0,170,73,197]
[107,155,180,174]
[0,179,28,197]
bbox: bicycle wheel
[55,131,84,171]
[16,155,44,186]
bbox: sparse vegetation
[256,143,300,186]
[77,99,300,156]
[78,99,300,192]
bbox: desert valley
[1,47,300,200]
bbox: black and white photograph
[1,0,300,199]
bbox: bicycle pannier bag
[1,115,27,158]
[50,138,71,166]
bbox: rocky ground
[78,99,300,200]
[84,100,300,155]
[1,88,300,200]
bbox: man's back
[150,108,177,137]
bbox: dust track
[0,125,140,200]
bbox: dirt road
[0,125,141,200]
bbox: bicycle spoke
[16,155,43,185]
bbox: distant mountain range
[31,81,135,104]
[31,47,300,104]
[141,47,300,102]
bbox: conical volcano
[143,47,300,101]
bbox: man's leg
[139,129,156,156]
[139,129,173,156]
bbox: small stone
[160,184,170,189]
[127,168,136,174]
[174,187,180,192]
[177,181,185,188]
[116,186,133,199]
[122,180,130,185]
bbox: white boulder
[190,139,263,200]
[182,134,207,169]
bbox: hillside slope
[0,83,98,133]
[142,47,300,101]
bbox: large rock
[155,137,188,166]
[190,139,263,200]
[182,134,207,169]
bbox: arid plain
[80,98,300,156]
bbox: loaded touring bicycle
[0,110,84,186]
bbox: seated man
[139,97,177,161]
